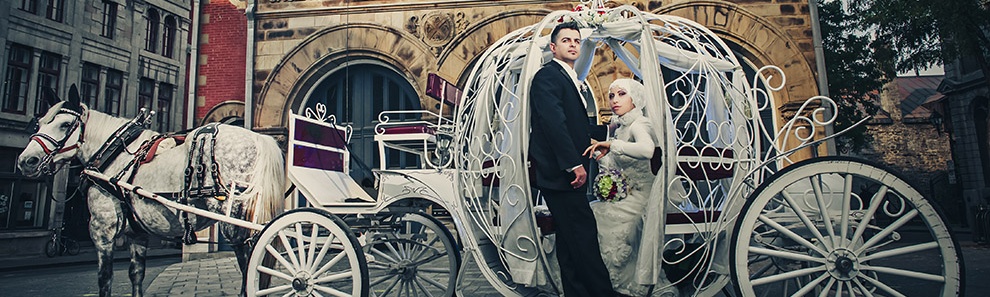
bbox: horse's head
[17,84,86,177]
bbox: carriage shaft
[82,169,266,231]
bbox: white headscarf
[609,78,646,112]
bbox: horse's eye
[60,121,72,129]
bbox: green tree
[851,0,990,79]
[819,0,892,153]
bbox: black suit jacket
[529,62,591,191]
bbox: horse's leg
[221,222,252,297]
[127,232,150,297]
[88,192,123,297]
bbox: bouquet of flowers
[593,169,629,202]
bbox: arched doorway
[299,61,422,184]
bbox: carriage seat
[373,111,453,170]
[288,113,375,206]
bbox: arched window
[145,9,159,53]
[303,62,421,180]
[162,16,176,58]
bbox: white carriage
[56,3,962,297]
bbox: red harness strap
[140,135,186,164]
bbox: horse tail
[247,135,285,225]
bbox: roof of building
[895,75,943,121]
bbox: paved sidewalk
[145,254,504,296]
[0,245,181,272]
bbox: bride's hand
[583,141,611,160]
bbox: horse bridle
[29,108,85,176]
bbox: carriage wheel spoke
[417,272,448,290]
[382,278,402,296]
[257,265,295,282]
[839,174,853,245]
[791,272,829,297]
[278,230,303,269]
[860,264,945,282]
[758,215,828,256]
[307,222,321,271]
[858,274,905,297]
[851,279,869,297]
[371,274,398,287]
[295,222,309,269]
[752,265,825,286]
[810,175,838,248]
[312,228,338,272]
[385,242,404,261]
[313,283,351,297]
[281,290,296,297]
[417,267,451,274]
[313,250,348,277]
[750,260,776,280]
[413,278,437,297]
[750,246,826,264]
[257,284,293,296]
[265,244,298,275]
[780,191,833,251]
[849,186,888,249]
[817,278,835,297]
[370,246,399,264]
[855,209,919,255]
[313,269,354,283]
[859,241,938,262]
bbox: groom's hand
[570,166,587,189]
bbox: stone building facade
[855,76,962,224]
[197,0,823,165]
[0,0,191,257]
[940,50,990,237]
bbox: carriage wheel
[247,208,369,297]
[366,212,460,297]
[730,157,963,297]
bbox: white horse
[17,85,284,297]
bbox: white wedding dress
[591,108,678,297]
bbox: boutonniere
[580,83,589,93]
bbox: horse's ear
[65,84,81,112]
[41,87,59,108]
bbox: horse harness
[79,112,229,245]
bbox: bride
[584,78,678,297]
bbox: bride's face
[608,86,635,116]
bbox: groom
[529,22,615,297]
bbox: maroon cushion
[381,125,436,135]
[652,146,736,180]
[666,210,722,224]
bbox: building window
[35,52,62,116]
[157,83,173,131]
[145,9,159,53]
[138,78,154,113]
[3,45,33,114]
[80,63,100,110]
[101,0,117,39]
[0,146,52,230]
[162,16,177,58]
[45,0,65,22]
[20,0,38,14]
[104,69,122,116]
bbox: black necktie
[580,82,597,123]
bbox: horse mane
[82,108,135,141]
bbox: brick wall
[196,0,247,123]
